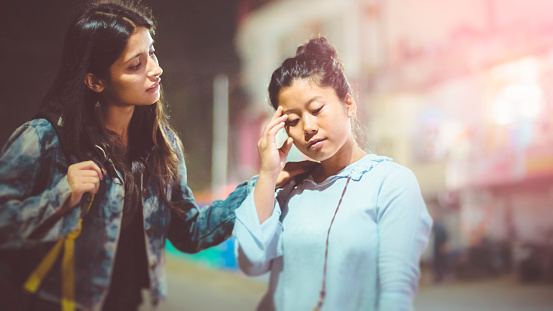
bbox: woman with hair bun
[233,37,433,311]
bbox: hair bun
[296,37,337,60]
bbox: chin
[303,150,331,162]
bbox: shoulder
[0,119,63,175]
[351,154,413,180]
[3,119,59,153]
[31,118,60,149]
[370,162,424,212]
[159,125,187,173]
[379,161,419,190]
[161,124,176,140]
[361,158,427,221]
[375,159,415,179]
[355,155,420,192]
[160,125,182,150]
[13,118,56,137]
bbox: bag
[0,112,100,311]
[0,240,57,310]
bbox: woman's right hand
[257,106,294,182]
[254,107,294,223]
[66,161,103,208]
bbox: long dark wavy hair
[38,0,179,218]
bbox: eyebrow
[282,96,322,114]
[123,42,155,64]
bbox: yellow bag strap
[22,239,64,293]
[61,219,81,311]
[23,194,95,311]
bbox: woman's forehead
[118,27,153,64]
[279,81,337,110]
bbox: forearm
[233,191,284,276]
[168,177,256,253]
[253,172,278,224]
[0,177,74,247]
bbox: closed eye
[285,119,299,127]
[129,63,142,71]
[313,106,324,114]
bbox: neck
[101,104,135,147]
[313,140,366,183]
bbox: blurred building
[234,0,553,269]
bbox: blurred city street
[149,256,553,311]
[3,1,553,310]
[149,256,263,311]
[414,276,553,311]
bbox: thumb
[279,137,294,156]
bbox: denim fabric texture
[0,118,256,310]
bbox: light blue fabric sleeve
[376,164,433,311]
[233,187,285,276]
[0,121,75,248]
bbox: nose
[303,116,318,136]
[149,59,163,80]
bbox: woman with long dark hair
[0,1,305,310]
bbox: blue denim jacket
[0,118,256,310]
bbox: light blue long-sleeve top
[233,154,433,311]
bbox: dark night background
[0,0,246,191]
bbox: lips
[307,138,325,149]
[147,80,160,93]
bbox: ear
[344,94,357,118]
[84,73,105,93]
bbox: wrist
[258,169,279,183]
